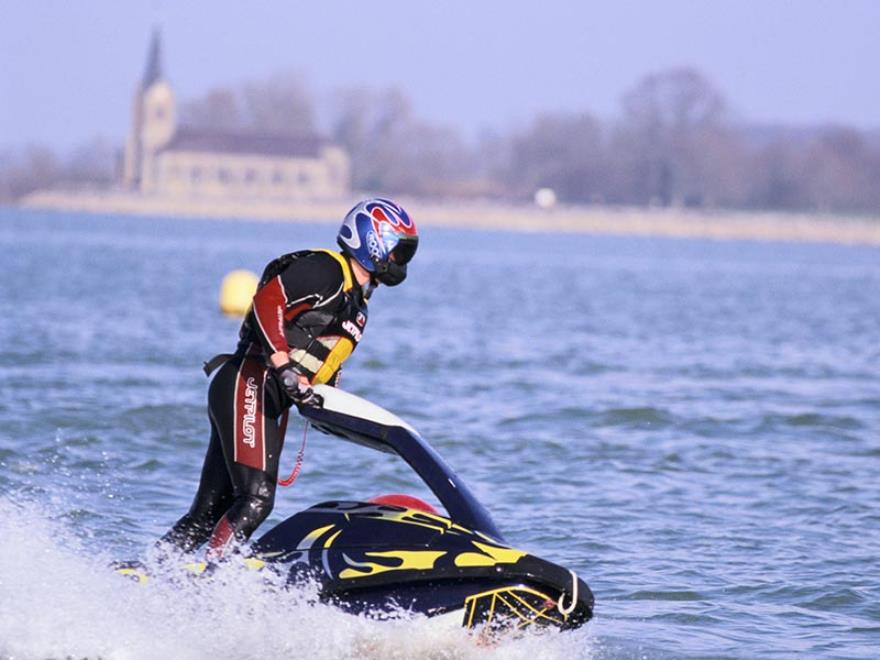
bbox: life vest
[242,249,368,385]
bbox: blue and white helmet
[337,198,418,286]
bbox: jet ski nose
[557,568,582,616]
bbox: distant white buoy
[534,188,558,209]
[219,269,258,317]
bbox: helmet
[337,197,418,286]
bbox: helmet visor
[390,236,418,265]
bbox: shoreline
[17,189,880,246]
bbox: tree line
[3,67,879,214]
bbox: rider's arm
[250,275,289,356]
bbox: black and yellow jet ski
[118,386,594,633]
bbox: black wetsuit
[161,250,368,557]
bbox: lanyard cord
[278,417,309,487]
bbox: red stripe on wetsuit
[251,276,289,354]
[206,514,235,559]
[234,359,266,471]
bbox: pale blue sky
[1,1,877,151]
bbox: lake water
[0,208,878,659]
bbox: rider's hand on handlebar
[272,360,320,407]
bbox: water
[1,208,878,659]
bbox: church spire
[141,27,163,88]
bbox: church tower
[123,29,176,191]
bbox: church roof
[142,28,163,88]
[163,128,327,158]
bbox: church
[122,31,350,200]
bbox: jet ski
[117,386,594,633]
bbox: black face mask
[373,260,407,286]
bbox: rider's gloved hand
[273,362,320,406]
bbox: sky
[1,0,878,152]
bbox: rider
[159,198,418,559]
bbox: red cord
[278,421,308,487]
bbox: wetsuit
[161,249,368,557]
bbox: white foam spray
[0,498,592,660]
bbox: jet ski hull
[250,500,593,631]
